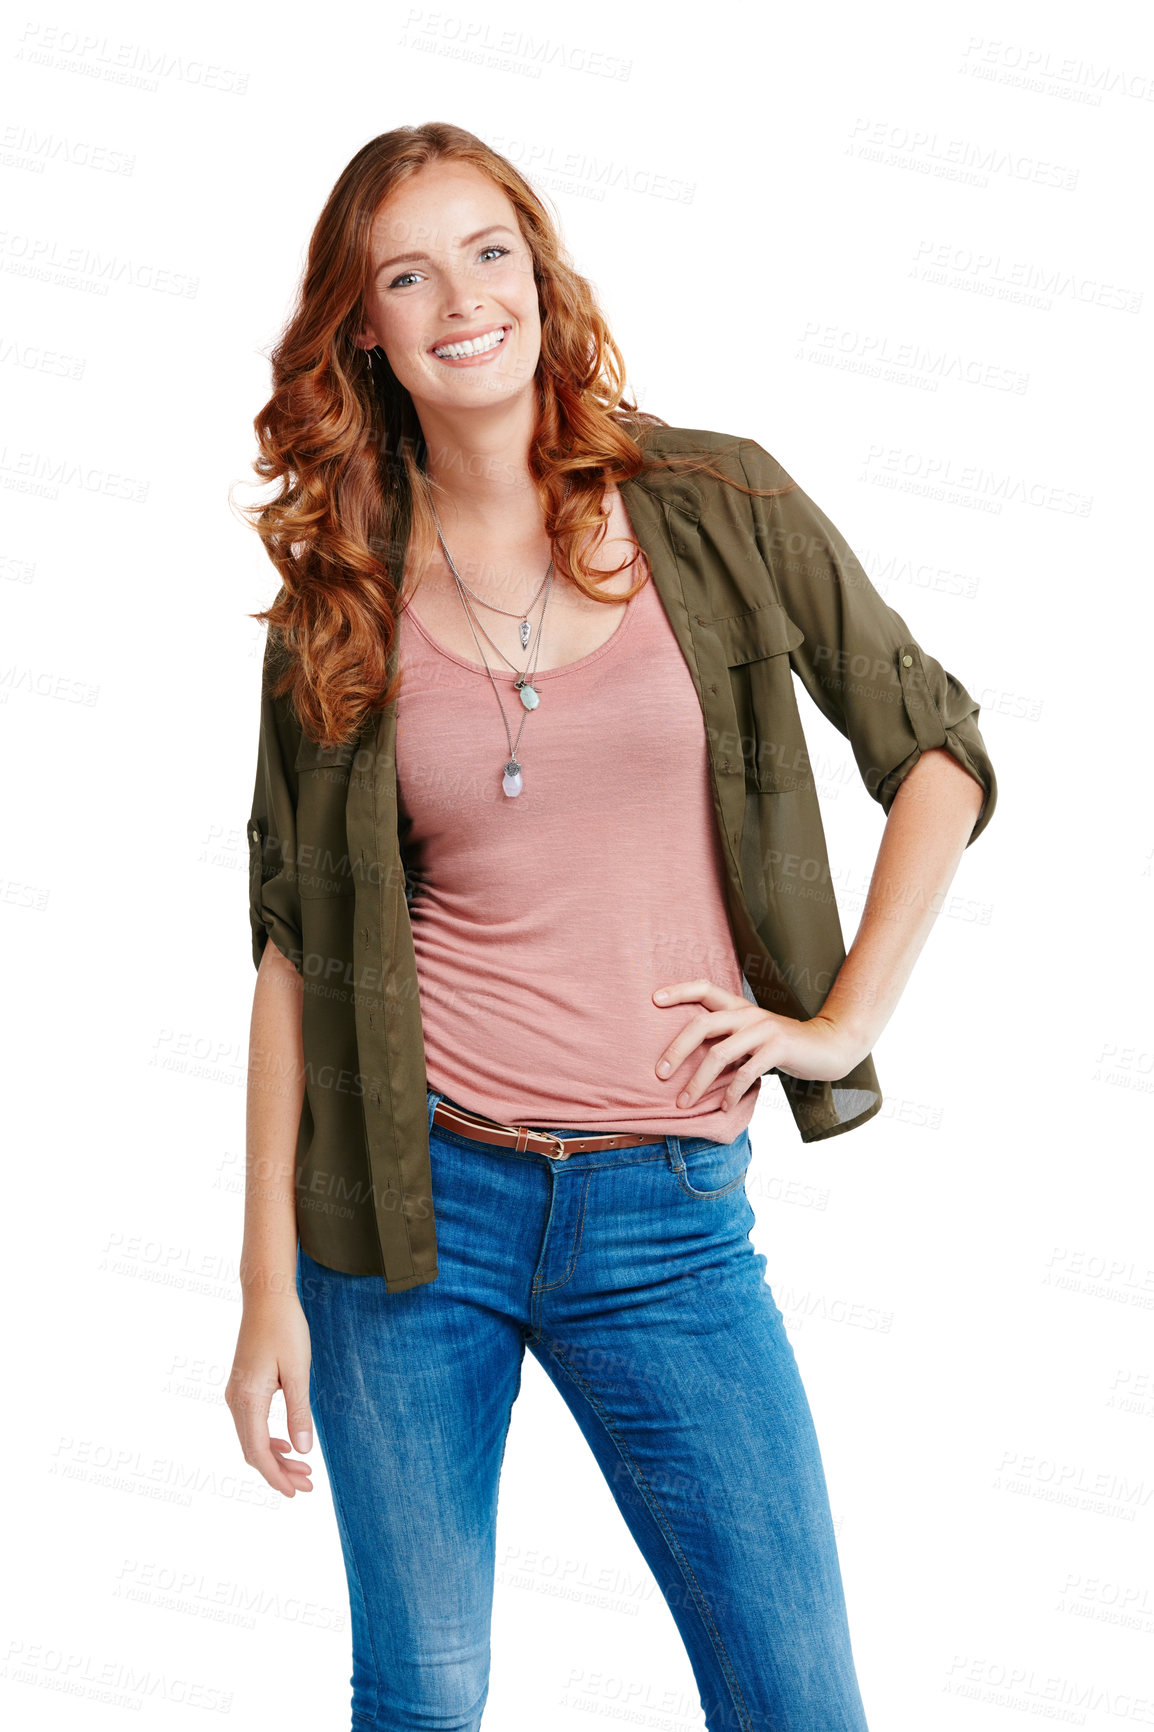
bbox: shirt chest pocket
[711,603,812,794]
[293,733,358,898]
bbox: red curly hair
[234,121,788,748]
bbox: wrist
[813,976,885,1050]
[810,1007,880,1063]
[240,1260,301,1304]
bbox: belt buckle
[535,1129,569,1160]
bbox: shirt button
[902,654,913,666]
[250,825,259,841]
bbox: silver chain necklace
[431,517,555,799]
[430,505,551,681]
[433,526,553,702]
[443,551,552,651]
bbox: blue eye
[386,245,510,291]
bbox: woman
[227,123,996,1731]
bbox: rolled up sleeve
[247,630,304,972]
[738,439,997,847]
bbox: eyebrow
[375,224,518,276]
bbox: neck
[414,393,541,534]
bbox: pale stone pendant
[502,759,523,797]
[517,680,539,711]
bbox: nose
[439,294,486,325]
[437,260,488,322]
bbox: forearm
[241,942,305,1302]
[817,747,986,1051]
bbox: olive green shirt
[247,426,997,1288]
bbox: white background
[3,0,1152,1726]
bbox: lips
[429,324,510,357]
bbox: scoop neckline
[399,563,646,680]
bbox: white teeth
[433,327,507,359]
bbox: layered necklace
[431,506,554,799]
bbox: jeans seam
[672,1166,751,1201]
[310,1385,382,1728]
[539,1339,754,1732]
[532,1173,592,1294]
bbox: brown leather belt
[431,1096,659,1161]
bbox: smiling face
[354,159,542,420]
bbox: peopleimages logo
[911,238,1142,314]
[15,23,250,95]
[847,116,1079,190]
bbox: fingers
[660,1020,777,1111]
[651,983,785,1111]
[654,1008,746,1096]
[268,1437,315,1495]
[652,978,736,1011]
[717,1057,764,1112]
[682,1029,766,1110]
[226,1368,315,1499]
[282,1376,313,1456]
[237,1408,315,1498]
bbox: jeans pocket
[668,1127,752,1199]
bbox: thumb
[282,1379,313,1454]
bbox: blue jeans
[295,1087,871,1731]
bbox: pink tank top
[394,564,760,1141]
